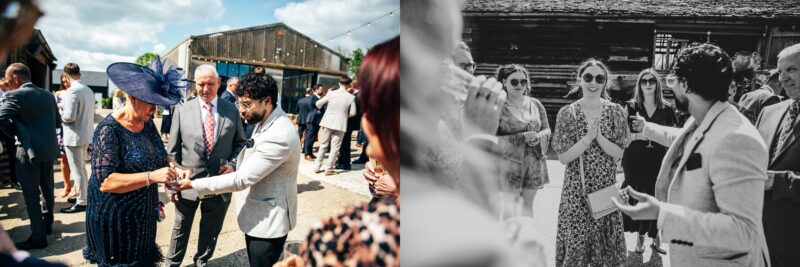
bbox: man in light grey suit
[617,43,771,266]
[173,72,299,267]
[59,63,95,213]
[165,65,246,267]
[313,76,356,175]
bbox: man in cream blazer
[173,73,300,267]
[313,76,356,175]
[59,63,95,213]
[616,43,770,267]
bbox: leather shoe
[12,182,21,190]
[15,238,47,250]
[325,170,337,176]
[67,198,76,204]
[352,159,367,164]
[305,155,315,161]
[336,165,351,171]
[60,204,86,213]
[313,167,322,174]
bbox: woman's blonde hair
[112,88,125,98]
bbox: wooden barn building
[164,23,349,114]
[463,0,800,127]
[1,29,57,91]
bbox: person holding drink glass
[621,68,677,255]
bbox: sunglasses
[639,78,657,86]
[582,73,606,84]
[508,79,528,87]
[1,0,43,51]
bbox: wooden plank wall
[464,17,654,128]
[191,25,347,73]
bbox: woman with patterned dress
[55,74,73,198]
[621,68,677,255]
[84,57,188,266]
[495,64,550,218]
[552,59,629,266]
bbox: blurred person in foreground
[400,1,546,266]
[758,43,800,267]
[618,43,770,266]
[0,1,69,265]
[275,35,400,267]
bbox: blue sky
[36,0,400,71]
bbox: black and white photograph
[403,0,800,266]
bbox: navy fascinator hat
[107,56,186,106]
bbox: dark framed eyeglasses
[458,62,476,72]
[582,73,606,84]
[639,78,657,86]
[509,79,528,87]
[1,0,43,50]
[235,98,266,109]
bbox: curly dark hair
[236,72,278,108]
[673,43,733,102]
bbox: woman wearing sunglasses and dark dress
[494,64,550,219]
[552,59,629,266]
[621,68,677,255]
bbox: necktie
[772,100,800,161]
[204,102,215,157]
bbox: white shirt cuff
[657,202,668,230]
[12,251,30,263]
[464,134,498,145]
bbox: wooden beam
[192,55,347,76]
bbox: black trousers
[245,234,287,267]
[16,148,54,241]
[167,195,231,267]
[303,123,319,156]
[2,138,16,183]
[337,129,354,168]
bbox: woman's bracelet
[146,171,151,187]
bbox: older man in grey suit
[59,63,95,213]
[173,72,299,267]
[617,44,770,266]
[758,43,800,267]
[313,76,356,175]
[165,65,246,267]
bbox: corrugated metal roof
[52,69,108,87]
[463,0,800,18]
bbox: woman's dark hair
[236,72,278,108]
[358,36,399,165]
[566,58,611,99]
[672,43,733,102]
[495,64,530,94]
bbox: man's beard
[246,109,266,124]
[674,95,689,112]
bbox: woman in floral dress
[495,64,550,218]
[552,59,629,266]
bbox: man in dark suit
[303,85,324,160]
[337,83,361,170]
[739,69,782,124]
[165,65,247,267]
[758,43,800,267]
[296,88,312,143]
[220,77,238,103]
[0,63,60,250]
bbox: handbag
[579,156,620,219]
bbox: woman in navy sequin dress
[84,58,188,266]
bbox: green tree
[135,52,159,66]
[348,48,364,78]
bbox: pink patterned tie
[203,102,215,157]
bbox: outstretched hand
[463,76,507,136]
[611,186,661,220]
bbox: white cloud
[36,0,224,71]
[154,43,167,54]
[202,24,233,34]
[275,0,400,56]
